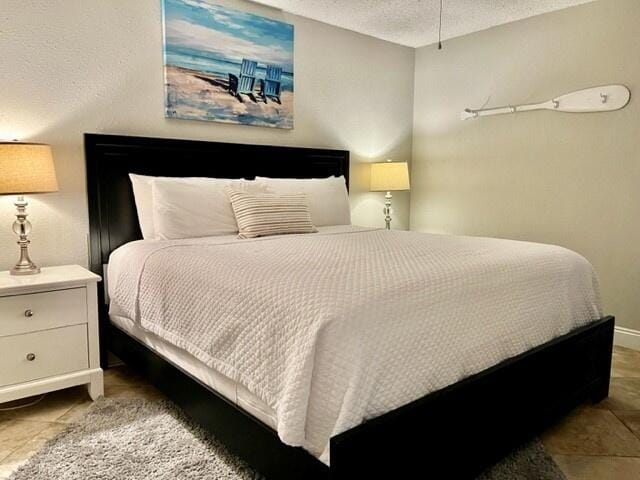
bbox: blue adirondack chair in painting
[228,59,258,103]
[259,65,283,104]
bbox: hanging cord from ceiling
[438,0,444,50]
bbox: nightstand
[0,265,103,403]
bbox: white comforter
[108,226,602,464]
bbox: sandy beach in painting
[165,66,293,129]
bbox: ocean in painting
[162,0,294,129]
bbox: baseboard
[614,326,640,351]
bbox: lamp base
[383,191,393,230]
[10,196,41,276]
[11,263,41,276]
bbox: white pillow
[129,174,255,239]
[151,177,268,240]
[254,176,351,227]
[129,174,160,239]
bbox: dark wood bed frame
[85,133,614,479]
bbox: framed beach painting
[162,0,294,129]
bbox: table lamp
[370,160,410,230]
[0,142,58,275]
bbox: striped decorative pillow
[226,188,318,239]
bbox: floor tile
[0,422,67,477]
[612,410,640,440]
[0,387,87,423]
[553,454,640,480]
[542,406,640,456]
[104,383,163,401]
[600,379,640,411]
[55,399,93,424]
[104,365,144,388]
[612,346,640,378]
[0,420,51,462]
[0,464,16,480]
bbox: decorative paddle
[461,85,630,120]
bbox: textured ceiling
[251,0,595,47]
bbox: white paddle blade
[552,85,630,113]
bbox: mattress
[107,226,602,464]
[109,313,277,429]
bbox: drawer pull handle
[24,309,34,318]
[26,353,36,361]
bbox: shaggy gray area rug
[478,440,566,480]
[9,398,565,479]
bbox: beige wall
[412,0,640,330]
[0,0,414,271]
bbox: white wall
[411,0,640,330]
[0,0,415,271]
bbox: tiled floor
[1,347,639,479]
[542,346,640,479]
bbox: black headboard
[85,133,350,278]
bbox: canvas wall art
[162,0,294,129]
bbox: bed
[86,133,614,479]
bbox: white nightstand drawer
[0,324,89,386]
[0,288,87,337]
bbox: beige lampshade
[370,161,410,192]
[0,143,59,195]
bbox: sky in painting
[163,0,294,73]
